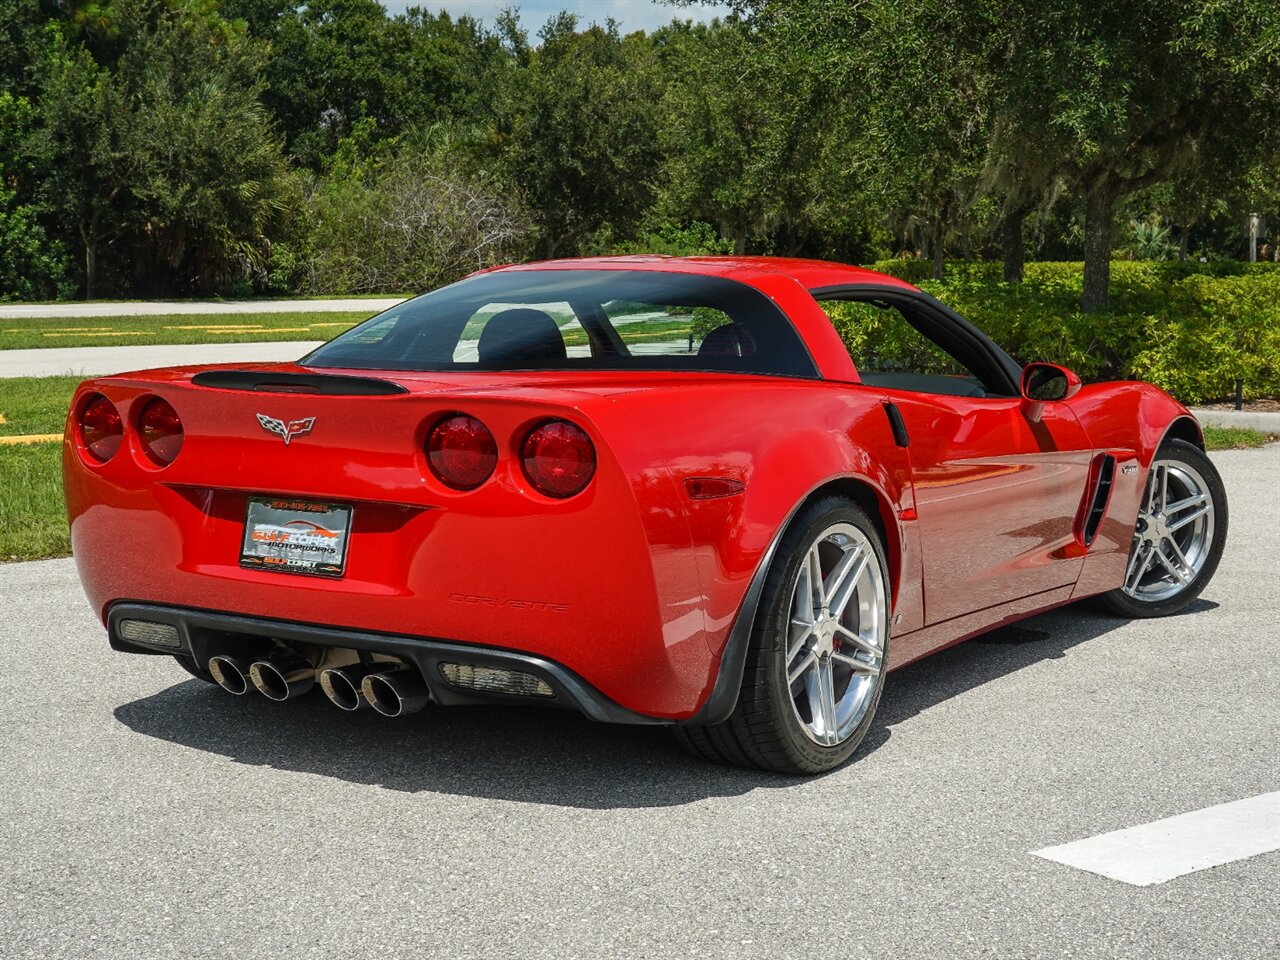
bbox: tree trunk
[83,232,98,301]
[1178,225,1191,262]
[1002,209,1026,283]
[1082,183,1115,312]
[931,220,945,280]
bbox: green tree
[722,0,994,277]
[29,1,294,296]
[0,91,69,299]
[500,15,663,257]
[30,27,136,298]
[980,0,1280,308]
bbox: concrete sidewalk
[0,340,322,378]
[0,298,405,319]
[1190,408,1280,432]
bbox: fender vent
[1081,454,1117,547]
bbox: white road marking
[1034,791,1280,886]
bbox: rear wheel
[675,497,890,774]
[1097,439,1227,618]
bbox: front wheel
[1097,438,1228,618]
[675,497,890,774]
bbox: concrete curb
[1190,408,1280,432]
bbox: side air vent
[191,370,408,396]
[1081,454,1117,547]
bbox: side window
[817,299,991,398]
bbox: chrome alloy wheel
[1123,459,1216,603]
[785,522,888,746]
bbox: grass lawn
[0,376,82,435]
[0,442,69,561]
[0,373,1274,563]
[1201,426,1279,449]
[0,310,374,350]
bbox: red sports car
[64,257,1228,773]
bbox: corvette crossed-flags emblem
[256,413,316,446]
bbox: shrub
[0,189,72,301]
[862,260,1279,403]
[306,145,529,295]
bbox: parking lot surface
[1,447,1276,959]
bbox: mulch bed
[1197,398,1280,413]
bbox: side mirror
[1020,363,1081,422]
[1021,363,1081,402]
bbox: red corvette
[64,257,1228,773]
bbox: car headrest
[477,308,568,365]
[697,322,757,358]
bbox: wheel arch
[681,470,902,727]
[1160,415,1205,451]
[790,476,900,602]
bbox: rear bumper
[108,602,668,725]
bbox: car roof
[488,255,920,293]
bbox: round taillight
[79,394,123,462]
[520,420,595,498]
[139,397,183,466]
[426,414,498,490]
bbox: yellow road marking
[162,325,268,330]
[310,321,358,327]
[27,326,115,332]
[0,434,61,445]
[42,331,148,337]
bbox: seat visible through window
[697,322,756,357]
[476,309,567,365]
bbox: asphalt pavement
[0,447,1276,959]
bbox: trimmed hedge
[860,260,1280,404]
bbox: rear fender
[619,386,916,724]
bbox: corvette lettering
[256,413,316,445]
[449,593,569,613]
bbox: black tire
[173,654,216,684]
[674,497,891,774]
[1095,438,1228,619]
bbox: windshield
[303,269,817,378]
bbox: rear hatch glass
[303,269,816,378]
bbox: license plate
[240,497,353,578]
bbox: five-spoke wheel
[673,497,890,774]
[1122,459,1215,602]
[1101,438,1227,618]
[785,523,886,746]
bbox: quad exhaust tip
[319,663,386,712]
[208,655,251,696]
[248,653,315,701]
[209,654,427,714]
[361,669,431,718]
